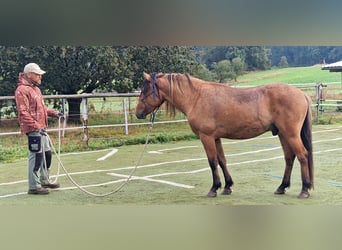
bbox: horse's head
[135,72,164,119]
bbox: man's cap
[23,63,46,75]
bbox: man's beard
[23,74,40,86]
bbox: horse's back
[205,83,308,116]
[228,83,308,112]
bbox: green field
[0,124,341,205]
[233,64,341,86]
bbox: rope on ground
[47,117,155,197]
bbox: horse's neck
[161,75,201,115]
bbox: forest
[268,46,342,66]
[1,45,341,97]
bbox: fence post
[123,98,129,135]
[61,98,67,137]
[315,82,327,121]
[81,97,89,146]
[315,82,321,121]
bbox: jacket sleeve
[47,108,59,118]
[15,89,41,130]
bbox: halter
[139,73,164,117]
[140,73,159,100]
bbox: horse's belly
[189,114,271,139]
[219,124,270,139]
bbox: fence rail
[1,83,341,138]
[0,92,140,101]
[0,92,188,139]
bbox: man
[15,63,62,195]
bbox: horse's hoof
[207,191,217,198]
[221,188,232,195]
[274,188,286,195]
[297,191,310,199]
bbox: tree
[0,46,199,123]
[279,56,289,68]
[200,46,271,71]
[244,46,271,70]
[0,46,123,123]
[231,57,245,81]
[191,63,216,81]
[124,46,198,89]
[212,60,234,83]
[269,46,342,66]
[0,46,29,95]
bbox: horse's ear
[143,72,151,81]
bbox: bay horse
[135,72,313,199]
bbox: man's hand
[57,112,65,119]
[39,128,47,136]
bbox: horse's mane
[163,73,193,117]
[144,72,195,117]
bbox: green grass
[233,65,341,86]
[0,120,197,163]
[0,124,341,205]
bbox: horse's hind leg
[289,137,311,199]
[216,139,234,195]
[274,135,295,195]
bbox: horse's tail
[301,95,314,189]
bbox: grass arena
[0,124,341,205]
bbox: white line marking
[226,146,281,157]
[62,148,112,156]
[313,129,340,134]
[148,146,199,154]
[1,128,341,198]
[0,192,27,198]
[96,148,118,161]
[0,180,27,186]
[4,146,342,198]
[315,148,342,153]
[1,146,341,187]
[313,137,342,144]
[146,129,342,154]
[108,173,195,189]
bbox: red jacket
[15,73,58,134]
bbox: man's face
[27,72,43,84]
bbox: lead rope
[40,117,62,185]
[49,116,62,184]
[47,111,157,197]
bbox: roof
[321,61,342,72]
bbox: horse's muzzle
[135,112,146,119]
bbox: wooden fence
[0,92,187,140]
[1,83,341,138]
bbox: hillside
[230,65,341,86]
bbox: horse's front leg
[216,138,233,195]
[200,135,221,197]
[207,158,221,197]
